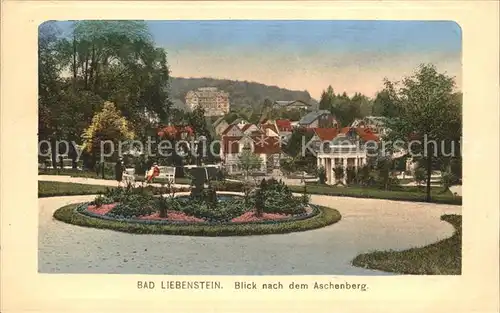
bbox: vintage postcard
[1,1,499,313]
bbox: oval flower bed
[76,200,319,225]
[53,178,341,236]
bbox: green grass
[38,168,192,185]
[53,203,342,236]
[351,214,462,275]
[38,181,111,198]
[289,183,461,205]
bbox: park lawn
[38,181,111,197]
[289,183,460,205]
[351,214,462,275]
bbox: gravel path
[38,194,461,275]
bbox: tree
[374,156,394,190]
[384,64,461,201]
[319,85,335,111]
[38,21,65,168]
[346,167,357,185]
[54,21,172,136]
[333,165,345,185]
[282,128,313,158]
[372,90,399,118]
[414,166,427,188]
[317,166,327,184]
[38,21,173,170]
[82,102,135,166]
[440,170,457,194]
[355,164,372,186]
[237,147,263,180]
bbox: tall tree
[38,21,65,167]
[54,21,172,135]
[372,89,399,117]
[319,85,335,111]
[384,64,461,202]
[82,101,136,163]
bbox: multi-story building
[220,122,282,174]
[185,87,230,117]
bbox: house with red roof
[220,122,283,174]
[276,119,292,132]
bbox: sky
[54,20,462,99]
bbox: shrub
[414,167,427,187]
[212,180,245,192]
[333,165,345,184]
[346,167,356,185]
[440,170,457,192]
[179,198,248,223]
[254,187,265,217]
[317,166,327,184]
[107,202,154,218]
[92,195,115,206]
[259,178,306,215]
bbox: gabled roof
[261,123,279,136]
[221,135,281,155]
[298,110,331,125]
[330,134,357,146]
[241,123,262,134]
[275,119,292,131]
[274,100,311,107]
[312,128,338,141]
[339,127,379,142]
[221,124,243,136]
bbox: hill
[169,77,317,111]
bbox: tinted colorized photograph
[38,20,462,275]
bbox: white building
[316,134,368,185]
[185,87,230,116]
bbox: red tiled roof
[339,127,379,142]
[313,128,338,141]
[339,127,351,134]
[276,119,292,131]
[251,135,281,154]
[221,135,281,155]
[355,127,379,141]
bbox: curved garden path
[39,176,461,275]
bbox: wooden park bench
[156,166,176,183]
[123,168,136,185]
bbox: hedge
[39,180,462,206]
[214,181,462,205]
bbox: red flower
[87,203,117,215]
[158,125,178,138]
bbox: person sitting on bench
[145,163,160,183]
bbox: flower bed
[138,211,206,223]
[75,178,318,226]
[77,201,319,225]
